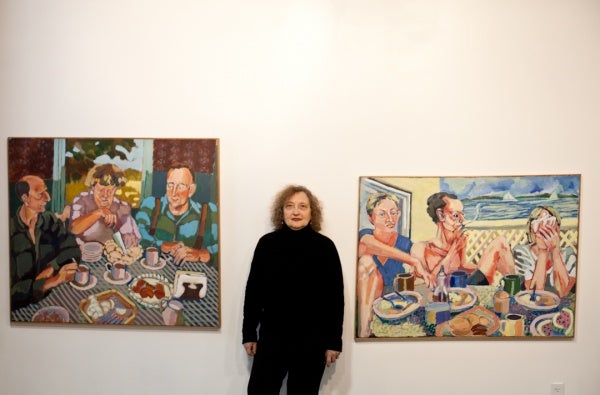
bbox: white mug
[161,299,184,326]
[105,262,127,281]
[73,265,90,285]
[145,247,159,267]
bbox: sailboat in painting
[502,191,517,201]
[356,175,580,340]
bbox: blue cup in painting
[448,270,468,288]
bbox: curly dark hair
[426,192,458,223]
[270,185,323,231]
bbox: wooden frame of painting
[356,175,579,340]
[8,138,220,328]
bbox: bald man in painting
[10,175,81,310]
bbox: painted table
[370,282,574,338]
[11,251,220,328]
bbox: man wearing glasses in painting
[136,162,217,266]
[411,192,516,286]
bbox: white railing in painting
[465,218,578,264]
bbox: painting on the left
[8,138,220,328]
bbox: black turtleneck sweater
[242,225,344,352]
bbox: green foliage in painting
[65,139,137,183]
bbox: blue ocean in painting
[461,196,579,221]
[441,175,580,221]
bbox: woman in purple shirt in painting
[70,163,141,248]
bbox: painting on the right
[356,174,580,340]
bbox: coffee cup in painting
[448,270,468,288]
[73,265,90,286]
[105,262,127,281]
[161,298,184,326]
[493,290,510,316]
[145,247,159,267]
[500,313,525,336]
[502,274,522,296]
[393,273,415,292]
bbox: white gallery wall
[1,1,599,394]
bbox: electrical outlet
[550,382,565,395]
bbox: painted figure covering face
[514,205,576,298]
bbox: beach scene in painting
[356,175,579,340]
[8,138,220,327]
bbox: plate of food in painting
[128,273,173,309]
[80,290,137,325]
[447,287,477,313]
[530,307,574,337]
[436,306,500,337]
[373,291,422,321]
[103,240,143,265]
[530,313,555,337]
[514,290,560,311]
[32,306,70,323]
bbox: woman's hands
[243,342,257,356]
[325,350,340,367]
[531,221,560,291]
[534,222,560,251]
[243,343,341,368]
[97,208,117,227]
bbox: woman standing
[242,185,344,395]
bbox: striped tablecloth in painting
[11,253,220,328]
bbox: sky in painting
[94,139,144,170]
[441,175,580,200]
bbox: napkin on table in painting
[173,271,208,300]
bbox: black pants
[247,340,326,395]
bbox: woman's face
[370,198,400,233]
[92,183,117,209]
[283,191,311,230]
